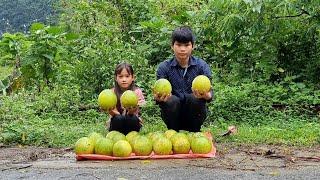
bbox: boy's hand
[193,90,212,100]
[108,108,120,117]
[153,92,171,102]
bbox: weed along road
[1,146,320,179]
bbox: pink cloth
[134,88,146,106]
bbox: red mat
[76,132,216,161]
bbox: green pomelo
[120,90,138,108]
[106,131,125,142]
[187,133,194,144]
[188,132,208,143]
[192,75,211,94]
[133,136,153,156]
[170,133,188,144]
[106,130,120,139]
[74,137,95,155]
[147,132,154,139]
[127,132,140,151]
[149,132,165,143]
[88,132,103,145]
[153,79,172,96]
[179,130,190,134]
[94,137,114,156]
[191,136,212,154]
[193,132,207,138]
[164,129,177,139]
[111,132,126,143]
[172,136,190,154]
[98,89,117,110]
[153,137,172,155]
[113,140,132,157]
[130,135,141,151]
[126,131,139,145]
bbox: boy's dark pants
[159,94,207,132]
[109,115,141,135]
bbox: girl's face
[116,68,135,90]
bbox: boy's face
[171,41,193,65]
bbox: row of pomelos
[75,129,213,157]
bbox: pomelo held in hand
[192,75,211,94]
[153,79,172,96]
[98,89,117,110]
[120,90,138,109]
[74,137,95,155]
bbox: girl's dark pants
[158,94,207,132]
[109,114,141,135]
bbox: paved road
[1,145,319,180]
[1,154,320,180]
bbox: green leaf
[252,3,262,13]
[30,23,45,32]
[1,77,10,88]
[42,54,54,61]
[65,33,79,40]
[278,68,285,73]
[296,83,306,89]
[0,80,5,90]
[47,26,63,35]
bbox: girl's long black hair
[114,62,137,113]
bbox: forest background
[0,0,319,147]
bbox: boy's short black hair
[171,26,195,45]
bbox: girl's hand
[153,92,171,102]
[193,90,212,100]
[108,108,120,117]
[126,107,138,115]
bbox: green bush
[208,81,319,125]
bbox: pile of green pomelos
[75,130,213,157]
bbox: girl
[106,62,145,135]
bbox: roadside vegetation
[0,0,319,147]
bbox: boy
[154,26,213,132]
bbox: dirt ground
[0,144,319,179]
[0,143,319,170]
